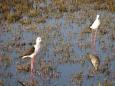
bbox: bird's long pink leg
[31,57,35,78]
[91,29,97,53]
[91,29,94,49]
[94,30,97,48]
[0,56,2,62]
[92,29,97,53]
[91,30,93,46]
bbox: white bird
[21,37,42,76]
[22,37,41,59]
[90,14,100,50]
[90,15,100,30]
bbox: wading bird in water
[22,37,42,76]
[86,53,100,71]
[90,14,100,50]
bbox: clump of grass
[29,9,39,17]
[20,16,31,25]
[0,55,12,68]
[52,0,78,12]
[30,23,37,30]
[38,58,60,79]
[55,42,74,64]
[103,80,112,86]
[6,14,15,23]
[16,63,30,72]
[77,0,115,12]
[17,79,38,86]
[0,0,31,22]
[6,13,21,23]
[35,16,47,23]
[52,0,67,12]
[100,57,111,76]
[71,72,83,86]
[0,80,4,86]
[111,33,115,41]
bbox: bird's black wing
[21,46,35,56]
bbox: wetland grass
[16,63,30,72]
[38,58,60,80]
[0,0,115,85]
[0,55,12,68]
[71,72,83,86]
[0,80,3,86]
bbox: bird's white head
[36,37,42,45]
[96,14,100,19]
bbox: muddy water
[0,13,115,86]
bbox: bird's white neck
[34,43,40,48]
[34,43,40,54]
[96,15,100,19]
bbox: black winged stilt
[22,37,41,76]
[90,14,100,50]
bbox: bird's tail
[22,55,30,59]
[90,26,93,29]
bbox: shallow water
[0,11,115,86]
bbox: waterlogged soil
[0,1,115,86]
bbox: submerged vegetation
[71,72,84,86]
[0,0,115,86]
